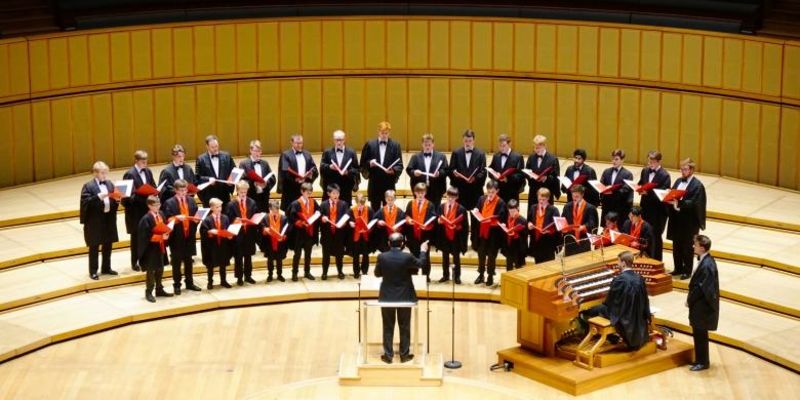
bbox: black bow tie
[295,151,303,155]
[501,153,508,158]
[465,149,473,154]
[423,153,432,158]
[379,141,387,146]
[99,180,106,185]
[336,149,343,153]
[210,154,218,159]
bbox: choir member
[599,149,634,225]
[597,212,620,248]
[158,144,196,204]
[528,188,561,264]
[123,150,156,272]
[406,133,449,206]
[360,121,404,211]
[487,134,526,203]
[580,251,651,350]
[162,179,201,294]
[404,183,436,282]
[320,184,350,280]
[563,149,599,207]
[200,197,233,289]
[137,196,172,303]
[561,185,599,256]
[348,194,376,278]
[288,182,320,281]
[667,158,707,280]
[79,161,119,280]
[471,181,507,286]
[278,134,319,211]
[375,190,406,252]
[622,206,656,258]
[261,200,290,282]
[448,129,486,210]
[436,187,468,284]
[225,180,259,286]
[320,130,360,205]
[638,150,671,261]
[687,235,719,371]
[239,139,277,213]
[500,199,528,272]
[195,135,236,208]
[525,135,561,204]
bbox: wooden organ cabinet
[497,245,693,395]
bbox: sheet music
[423,215,437,227]
[306,211,321,225]
[653,188,669,202]
[115,179,134,197]
[280,222,289,236]
[227,222,242,235]
[392,219,406,230]
[156,180,166,192]
[262,171,275,184]
[249,212,266,225]
[225,167,244,185]
[588,179,607,193]
[553,216,569,232]
[558,176,573,189]
[197,181,213,191]
[623,179,639,192]
[335,213,351,228]
[338,158,352,175]
[367,219,379,230]
[422,159,443,177]
[194,208,210,221]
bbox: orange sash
[535,205,545,241]
[269,213,282,251]
[178,197,190,237]
[239,199,248,232]
[383,205,397,232]
[630,220,643,239]
[353,206,370,242]
[299,196,315,236]
[329,200,338,233]
[411,199,429,240]
[153,212,166,253]
[443,202,459,241]
[572,200,586,239]
[214,214,222,245]
[479,195,499,239]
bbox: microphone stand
[444,263,462,369]
[426,273,431,355]
[357,280,362,344]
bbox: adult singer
[79,161,119,280]
[278,134,319,211]
[448,129,486,210]
[195,135,236,208]
[687,234,719,371]
[320,130,360,204]
[122,150,156,272]
[667,158,707,280]
[375,233,429,364]
[361,121,403,211]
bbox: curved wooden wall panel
[0,17,799,190]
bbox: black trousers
[171,254,194,288]
[267,257,283,276]
[292,242,314,275]
[505,250,525,271]
[651,217,667,261]
[322,248,344,275]
[88,242,113,275]
[368,191,387,211]
[352,241,370,275]
[145,265,164,293]
[582,304,609,320]
[129,231,139,268]
[381,307,412,357]
[672,228,699,275]
[206,265,228,284]
[692,326,710,366]
[477,246,499,276]
[233,253,253,279]
[441,251,460,279]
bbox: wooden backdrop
[1,17,799,190]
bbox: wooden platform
[497,340,694,395]
[339,349,443,387]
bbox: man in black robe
[487,134,525,204]
[278,134,319,211]
[687,234,719,371]
[239,139,277,213]
[598,149,634,225]
[360,121,404,211]
[448,129,486,210]
[158,144,196,205]
[320,130,360,205]
[667,158,707,280]
[123,150,156,272]
[406,133,449,206]
[195,135,236,208]
[563,148,599,207]
[637,150,671,261]
[580,251,651,350]
[137,196,172,303]
[80,161,119,280]
[525,134,561,204]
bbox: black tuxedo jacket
[406,151,449,204]
[278,149,318,210]
[320,146,360,203]
[195,151,236,205]
[599,166,634,217]
[666,176,707,240]
[375,248,427,302]
[158,163,196,204]
[80,179,120,246]
[122,166,156,233]
[239,157,277,211]
[162,195,199,256]
[564,163,599,206]
[638,167,672,229]
[448,147,486,209]
[525,151,561,202]
[360,138,403,197]
[488,151,526,202]
[688,254,719,330]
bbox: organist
[579,251,651,350]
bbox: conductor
[375,233,429,364]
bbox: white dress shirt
[96,179,110,213]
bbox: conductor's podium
[498,246,693,395]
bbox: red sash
[411,199,429,240]
[479,196,499,239]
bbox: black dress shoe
[277,275,286,282]
[689,364,709,371]
[292,275,299,282]
[321,274,328,281]
[90,274,99,280]
[245,277,256,284]
[486,276,494,286]
[174,287,182,296]
[102,269,119,276]
[680,274,690,280]
[474,275,484,284]
[221,281,233,288]
[155,289,173,297]
[186,284,202,291]
[207,282,214,290]
[454,278,462,285]
[400,354,414,363]
[145,293,156,303]
[438,276,450,283]
[305,273,316,280]
[670,271,681,276]
[132,265,141,272]
[380,354,393,364]
[237,278,244,286]
[337,272,345,280]
[267,275,273,283]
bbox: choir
[78,122,707,302]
